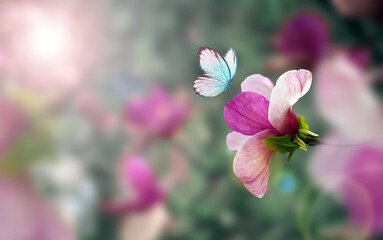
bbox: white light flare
[20,8,75,63]
[0,2,103,96]
[26,21,72,61]
[0,3,89,94]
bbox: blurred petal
[224,92,274,136]
[331,0,383,18]
[124,87,189,137]
[120,203,170,240]
[241,74,274,100]
[315,54,383,140]
[273,12,329,65]
[309,133,354,192]
[343,146,383,233]
[226,131,251,151]
[269,69,312,137]
[310,133,383,234]
[345,48,370,69]
[122,156,164,209]
[0,98,26,158]
[233,129,279,198]
[0,177,74,240]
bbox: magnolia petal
[269,69,312,137]
[243,166,271,198]
[224,92,274,136]
[226,131,251,151]
[241,74,274,100]
[233,129,279,198]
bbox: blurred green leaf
[0,128,55,176]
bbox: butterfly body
[194,47,237,97]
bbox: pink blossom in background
[224,69,312,197]
[268,12,329,72]
[0,177,74,240]
[342,147,383,233]
[104,156,169,240]
[310,52,383,235]
[124,87,189,138]
[314,52,382,141]
[0,98,27,159]
[341,47,371,70]
[105,156,164,213]
[311,137,383,235]
[331,0,383,18]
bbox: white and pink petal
[241,74,274,100]
[268,69,312,137]
[226,131,251,151]
[233,129,279,198]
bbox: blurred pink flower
[123,87,189,138]
[105,156,164,213]
[342,147,383,232]
[314,52,382,141]
[224,70,312,197]
[105,156,169,240]
[331,0,383,18]
[268,12,329,72]
[310,53,383,235]
[0,177,74,240]
[0,98,27,159]
[341,47,371,69]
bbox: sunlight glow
[22,9,74,62]
[27,22,71,61]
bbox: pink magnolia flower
[123,87,189,138]
[268,12,329,72]
[224,69,312,197]
[310,53,383,235]
[105,156,164,213]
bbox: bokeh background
[0,0,383,239]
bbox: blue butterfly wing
[198,47,232,82]
[193,73,228,97]
[194,47,236,97]
[224,48,237,79]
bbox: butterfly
[193,47,237,97]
